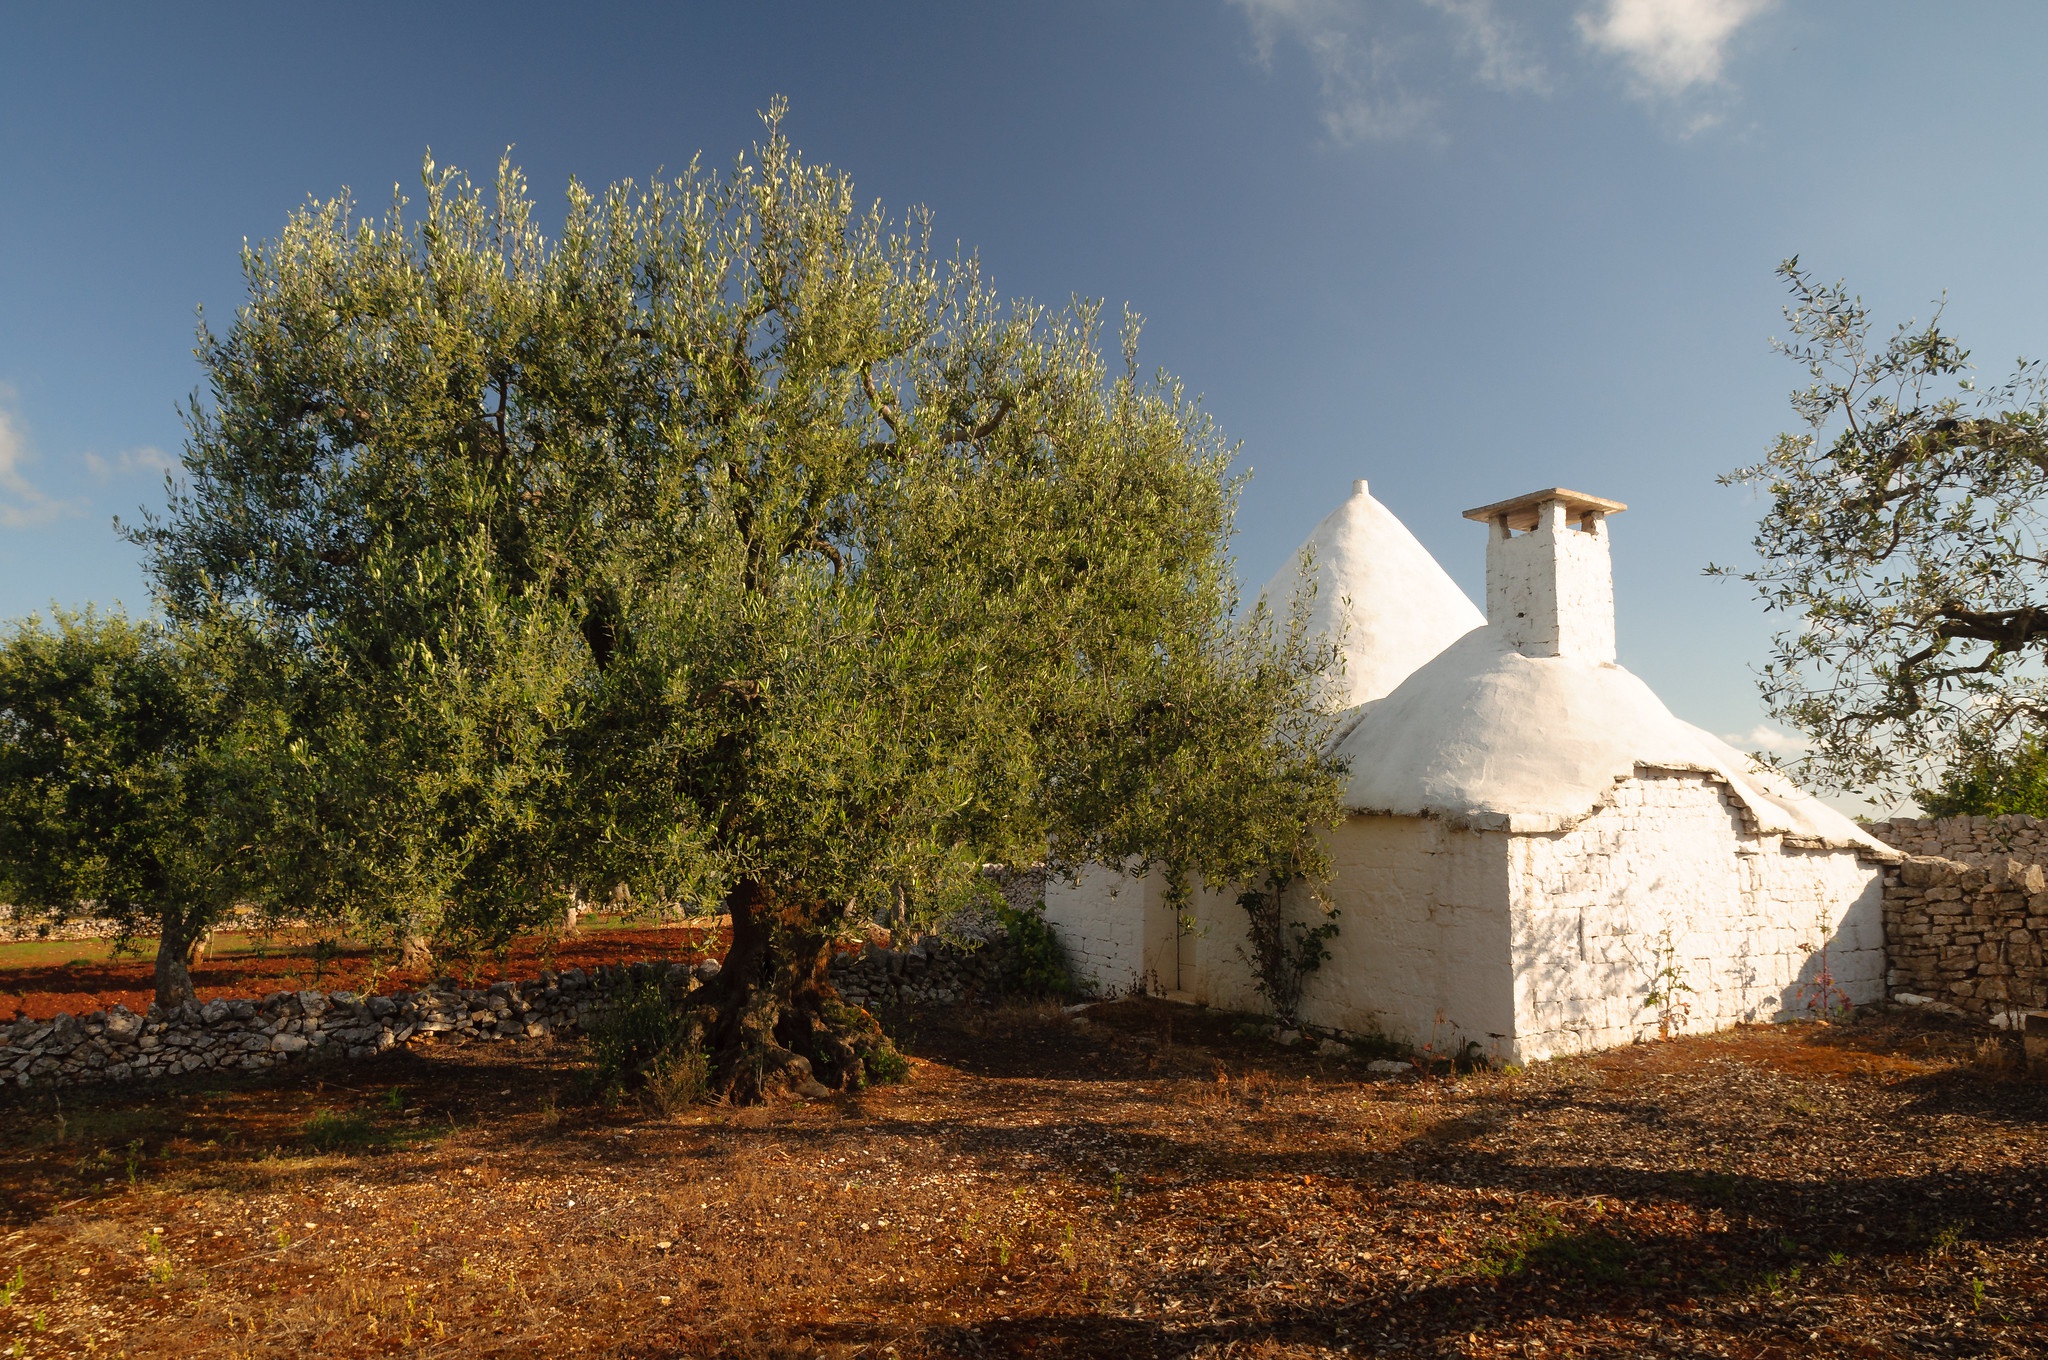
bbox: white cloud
[83,445,175,484]
[1424,0,1550,94]
[1576,0,1772,99]
[0,399,77,529]
[1723,723,1813,756]
[1230,0,1547,144]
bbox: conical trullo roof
[1257,479,1486,709]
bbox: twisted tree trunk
[695,878,898,1103]
[399,922,434,972]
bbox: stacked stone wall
[1860,816,2048,1016]
[2,916,132,944]
[1864,814,2048,863]
[1878,854,2048,1016]
[3,907,307,945]
[4,929,1032,1091]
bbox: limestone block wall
[1,905,293,944]
[3,969,642,1091]
[3,915,130,944]
[1509,770,1887,1063]
[1864,814,2048,864]
[1879,855,2048,1016]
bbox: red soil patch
[0,925,721,1021]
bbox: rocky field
[0,999,2043,1358]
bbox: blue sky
[3,2,2046,806]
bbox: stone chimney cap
[1462,488,1627,532]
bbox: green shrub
[586,981,705,1109]
[994,900,1073,997]
[863,1042,911,1085]
[643,1044,710,1115]
[1918,733,2048,817]
[823,999,910,1087]
[302,1108,377,1151]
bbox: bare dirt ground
[1,999,2044,1359]
[0,918,718,1021]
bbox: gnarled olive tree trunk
[692,879,897,1103]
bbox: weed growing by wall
[1641,929,1695,1040]
[1236,875,1339,1025]
[585,981,702,1109]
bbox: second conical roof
[1256,479,1485,710]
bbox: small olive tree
[1716,259,2048,801]
[0,609,291,1008]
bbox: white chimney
[1462,488,1627,664]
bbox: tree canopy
[1717,260,2048,802]
[0,609,291,1007]
[136,106,1346,1098]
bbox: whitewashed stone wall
[1509,770,1886,1062]
[1040,864,1180,997]
[1171,815,1516,1059]
[1300,816,1514,1053]
[1050,769,1886,1067]
[1486,503,1616,664]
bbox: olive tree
[1716,259,2048,801]
[139,106,1345,1098]
[0,609,291,1008]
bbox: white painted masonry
[1469,489,1623,665]
[1038,863,1181,998]
[1043,484,1896,1064]
[1255,479,1485,708]
[1506,770,1885,1061]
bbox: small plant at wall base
[1237,874,1339,1026]
[1641,930,1694,1040]
[1796,940,1853,1020]
[584,981,707,1113]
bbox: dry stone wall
[1864,815,2048,864]
[1875,853,2048,1017]
[4,930,1032,1091]
[2,916,130,944]
[1861,817,2048,1016]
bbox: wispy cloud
[83,445,175,484]
[1230,0,1547,145]
[1724,723,1813,756]
[0,398,78,529]
[1575,0,1773,100]
[1425,0,1549,95]
[1232,0,1771,142]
